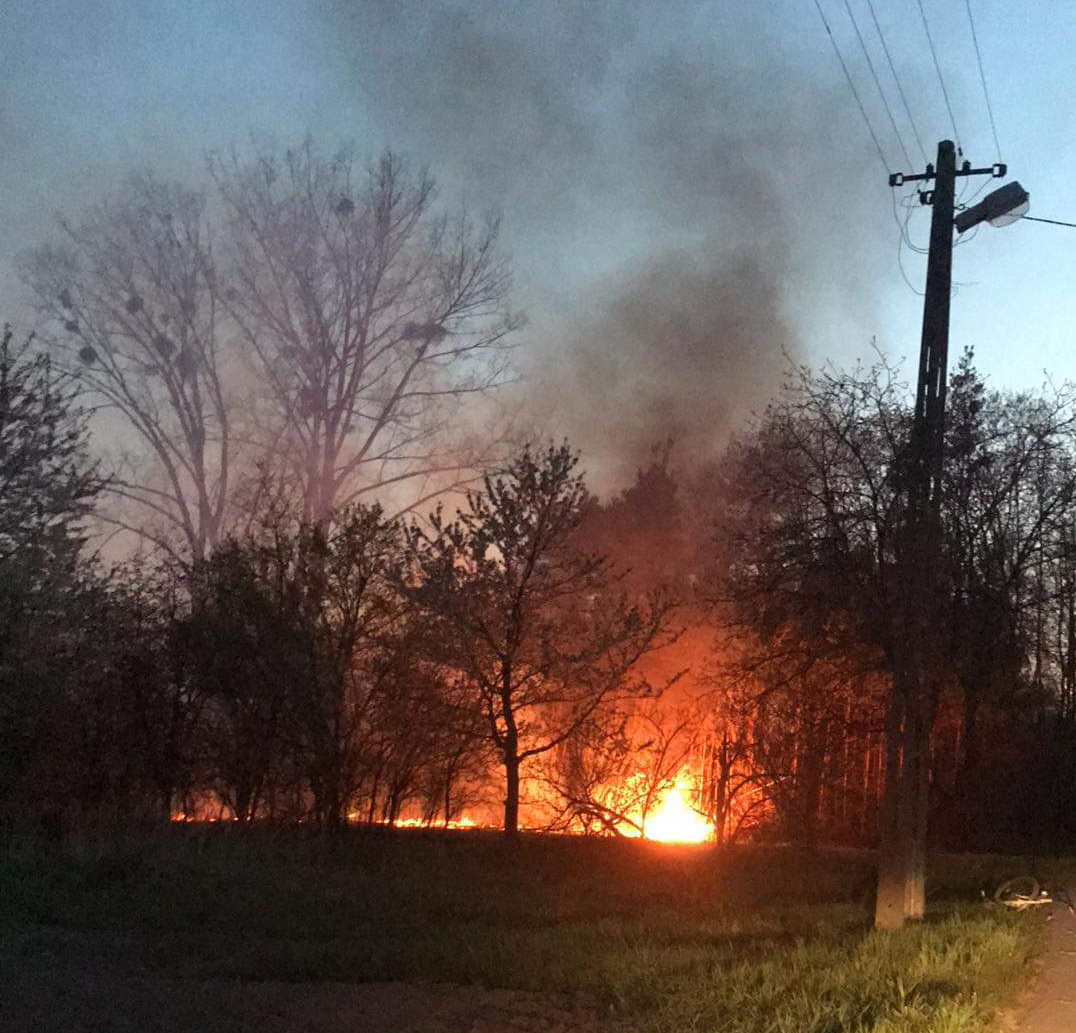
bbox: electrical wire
[895,189,929,253]
[841,0,913,168]
[891,188,927,294]
[957,168,981,204]
[954,222,982,248]
[863,0,928,165]
[959,173,993,209]
[896,236,924,294]
[810,0,892,173]
[915,0,962,150]
[964,0,1003,162]
[1023,216,1076,230]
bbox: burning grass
[1,829,1044,1032]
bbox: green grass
[0,828,1046,1032]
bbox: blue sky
[1,0,1073,475]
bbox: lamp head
[955,181,1029,233]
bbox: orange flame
[640,775,714,844]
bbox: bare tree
[20,174,233,562]
[404,444,678,837]
[210,142,521,525]
[287,506,415,833]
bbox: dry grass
[0,828,1046,1032]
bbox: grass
[0,827,1048,1032]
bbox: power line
[899,194,933,255]
[953,222,982,248]
[958,173,992,208]
[915,0,962,150]
[1023,216,1076,230]
[864,0,928,164]
[810,0,892,173]
[895,233,925,294]
[841,0,913,168]
[890,187,927,295]
[893,189,929,254]
[963,0,1003,161]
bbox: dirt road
[1006,906,1076,1033]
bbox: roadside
[1004,906,1076,1033]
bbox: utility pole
[875,141,1008,930]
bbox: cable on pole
[1023,216,1076,230]
[960,173,993,208]
[964,0,1003,162]
[841,0,913,168]
[863,0,928,164]
[915,0,962,150]
[891,191,926,295]
[810,0,892,173]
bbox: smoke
[1,0,892,492]
[535,53,797,483]
[556,253,789,483]
[307,0,887,489]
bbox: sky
[2,0,1073,486]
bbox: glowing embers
[640,775,715,844]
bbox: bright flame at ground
[642,777,715,844]
[389,815,478,830]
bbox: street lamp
[954,180,1030,233]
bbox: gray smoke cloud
[1,0,893,492]
[305,0,888,488]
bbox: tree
[939,356,1076,845]
[181,534,303,821]
[405,443,677,837]
[285,506,415,832]
[210,142,521,525]
[712,355,1076,905]
[176,503,477,831]
[20,174,234,562]
[0,325,106,829]
[713,359,920,912]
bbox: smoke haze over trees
[9,275,1076,852]
[4,3,1076,861]
[1,0,909,491]
[20,143,519,559]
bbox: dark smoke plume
[1,1,888,493]
[310,1,888,486]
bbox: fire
[641,776,715,844]
[388,815,478,830]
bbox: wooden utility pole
[875,141,1007,929]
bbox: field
[0,828,1051,1033]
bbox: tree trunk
[500,658,520,839]
[503,750,520,838]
